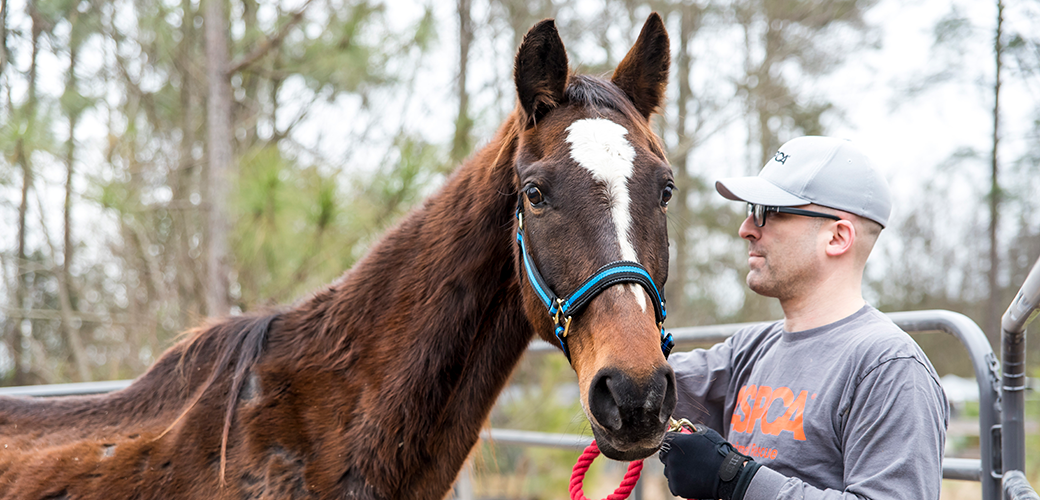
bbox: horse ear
[514,19,569,127]
[611,12,670,119]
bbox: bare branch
[34,186,91,381]
[228,0,314,75]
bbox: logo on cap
[773,151,789,164]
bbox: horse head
[511,13,677,461]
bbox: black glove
[658,424,761,500]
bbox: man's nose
[738,214,759,240]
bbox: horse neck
[274,115,534,495]
[310,115,526,352]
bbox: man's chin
[746,275,778,298]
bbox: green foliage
[932,6,972,48]
[411,6,438,52]
[1027,392,1040,482]
[339,135,448,241]
[232,145,356,305]
[288,2,391,93]
[1,0,446,381]
[0,103,58,162]
[474,353,593,498]
[229,133,450,321]
[59,85,95,118]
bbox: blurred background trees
[1,0,442,382]
[1,0,1039,496]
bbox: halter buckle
[668,417,695,433]
[553,299,573,338]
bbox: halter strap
[516,207,674,361]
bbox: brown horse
[0,13,676,500]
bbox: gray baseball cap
[715,136,892,227]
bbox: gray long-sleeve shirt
[669,305,949,499]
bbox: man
[659,136,949,499]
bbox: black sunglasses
[746,203,841,227]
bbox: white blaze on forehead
[564,118,647,312]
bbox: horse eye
[525,185,545,206]
[661,184,674,207]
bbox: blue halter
[516,206,674,361]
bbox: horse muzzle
[586,363,676,461]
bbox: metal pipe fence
[1,310,1036,499]
[1000,256,1040,500]
[1005,471,1040,500]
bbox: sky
[827,0,1034,206]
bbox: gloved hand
[658,424,761,500]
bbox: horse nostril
[590,366,676,434]
[658,365,677,425]
[590,372,622,431]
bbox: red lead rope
[569,441,643,500]
[569,419,695,500]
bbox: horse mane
[160,312,282,482]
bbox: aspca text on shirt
[729,384,814,462]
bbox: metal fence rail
[476,428,989,482]
[0,379,131,397]
[1005,471,1040,500]
[1,308,1036,499]
[1001,256,1040,500]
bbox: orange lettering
[779,390,808,441]
[730,385,808,440]
[731,385,754,433]
[747,386,772,434]
[760,387,794,436]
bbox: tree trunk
[1,0,11,383]
[986,0,1004,346]
[61,37,91,382]
[0,0,8,77]
[173,0,203,328]
[755,20,782,167]
[240,0,259,147]
[451,0,473,164]
[666,4,697,327]
[204,0,232,317]
[9,150,30,385]
[7,7,44,385]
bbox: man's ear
[611,12,670,119]
[824,220,856,257]
[514,19,568,127]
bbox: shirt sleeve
[668,336,737,433]
[743,356,949,500]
